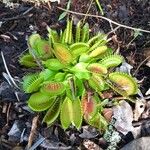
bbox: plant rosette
[19,19,138,130]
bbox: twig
[133,118,150,127]
[20,128,26,143]
[27,115,39,149]
[82,0,94,24]
[0,16,29,22]
[57,7,150,34]
[1,51,19,89]
[6,103,11,126]
[14,92,20,102]
[0,6,34,22]
[28,43,44,70]
[28,137,45,150]
[133,55,150,76]
[2,73,12,87]
[109,21,115,33]
[2,73,20,102]
[144,95,150,100]
[23,6,34,15]
[17,48,28,58]
[40,146,72,150]
[2,103,8,113]
[107,26,121,36]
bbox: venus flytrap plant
[19,19,138,131]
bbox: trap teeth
[70,42,89,58]
[89,46,107,57]
[28,92,54,112]
[23,74,43,93]
[53,43,73,65]
[42,58,64,71]
[40,81,65,96]
[87,63,107,74]
[109,72,138,96]
[100,54,123,69]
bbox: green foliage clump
[19,19,138,130]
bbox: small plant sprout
[19,19,138,130]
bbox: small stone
[121,137,150,150]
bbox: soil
[0,0,150,149]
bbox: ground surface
[0,0,150,149]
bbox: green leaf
[74,77,84,97]
[95,0,104,15]
[66,0,72,9]
[19,53,37,68]
[43,97,61,125]
[60,97,82,130]
[70,62,91,80]
[53,43,73,65]
[39,69,56,81]
[54,72,66,82]
[69,19,73,44]
[75,21,81,42]
[65,19,73,44]
[64,80,73,100]
[134,29,142,38]
[72,99,83,129]
[87,63,107,74]
[88,38,107,52]
[89,45,107,58]
[28,92,55,111]
[58,0,71,20]
[88,75,106,92]
[42,58,65,70]
[81,23,89,42]
[58,12,67,21]
[76,72,91,80]
[79,53,92,63]
[87,33,105,46]
[60,97,73,130]
[61,29,66,44]
[48,28,59,43]
[70,42,89,58]
[23,74,43,93]
[109,72,138,96]
[89,113,108,130]
[40,81,65,96]
[99,54,123,69]
[36,39,52,59]
[28,33,41,50]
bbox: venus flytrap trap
[19,19,138,131]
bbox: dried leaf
[102,108,113,122]
[146,61,150,67]
[113,100,134,135]
[83,139,103,150]
[145,88,150,95]
[134,99,146,121]
[79,126,99,139]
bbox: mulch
[0,0,150,149]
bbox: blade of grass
[58,0,72,20]
[95,0,104,15]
